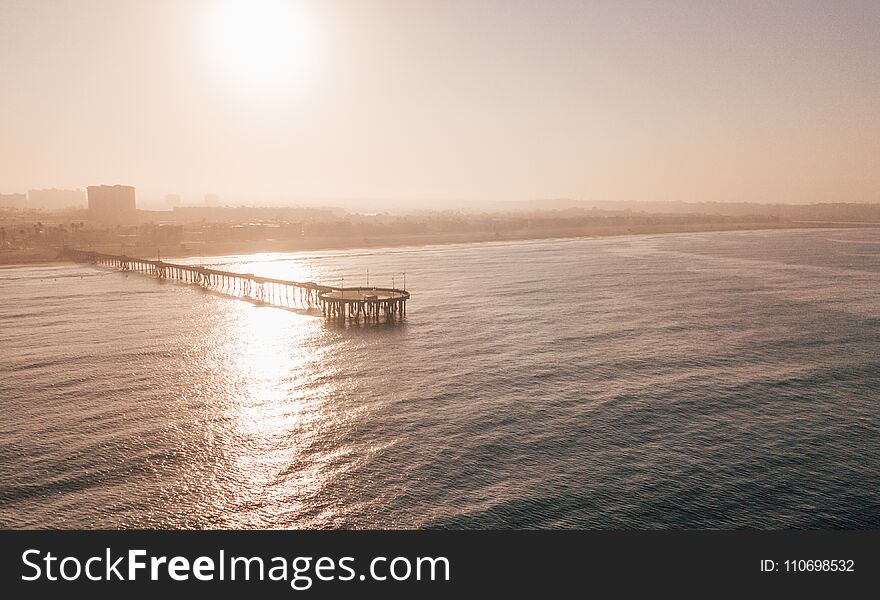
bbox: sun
[209,0,315,87]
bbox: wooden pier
[63,249,409,320]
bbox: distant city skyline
[1,0,878,206]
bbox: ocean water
[1,228,878,529]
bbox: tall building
[204,193,220,206]
[87,185,137,223]
[27,188,86,210]
[165,193,182,208]
[0,193,27,209]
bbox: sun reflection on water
[177,254,389,527]
[214,297,341,527]
[203,253,332,285]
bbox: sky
[1,0,878,208]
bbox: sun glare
[209,0,315,87]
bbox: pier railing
[63,248,409,320]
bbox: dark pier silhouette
[63,249,409,320]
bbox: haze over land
[1,0,879,208]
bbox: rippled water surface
[1,228,879,528]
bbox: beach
[1,219,871,266]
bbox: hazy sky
[1,0,878,207]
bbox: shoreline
[1,221,876,267]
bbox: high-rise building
[27,188,86,210]
[87,185,137,223]
[0,193,27,209]
[204,193,220,206]
[165,193,182,207]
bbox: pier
[63,249,409,320]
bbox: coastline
[1,220,876,267]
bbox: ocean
[1,228,878,529]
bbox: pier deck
[63,248,409,320]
